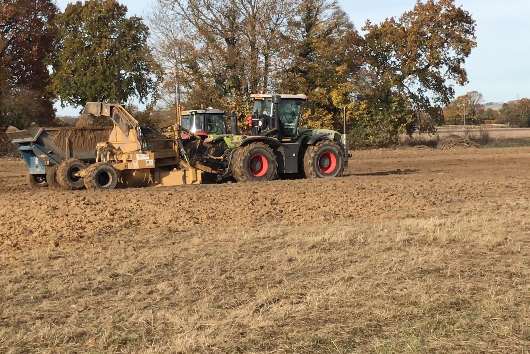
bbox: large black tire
[83,163,119,190]
[232,143,278,182]
[26,174,48,188]
[303,140,345,178]
[56,159,86,190]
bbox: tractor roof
[182,108,225,115]
[251,94,308,100]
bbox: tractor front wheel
[83,163,119,190]
[303,140,345,178]
[57,159,86,190]
[232,143,278,182]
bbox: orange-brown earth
[0,147,528,353]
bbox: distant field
[438,126,530,140]
[1,148,529,353]
[402,126,530,148]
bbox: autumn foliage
[1,0,477,146]
[152,0,476,145]
[0,0,58,128]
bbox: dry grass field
[0,147,529,353]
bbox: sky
[54,0,530,115]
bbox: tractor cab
[181,109,227,138]
[250,94,307,139]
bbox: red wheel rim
[318,151,337,174]
[249,154,269,177]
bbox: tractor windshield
[253,100,273,118]
[203,114,226,135]
[181,113,226,135]
[278,99,303,137]
[252,98,303,137]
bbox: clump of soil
[439,134,479,150]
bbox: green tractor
[197,94,348,182]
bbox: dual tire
[57,159,86,190]
[55,159,118,190]
[26,173,48,188]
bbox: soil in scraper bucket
[51,128,112,156]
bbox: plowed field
[0,147,529,353]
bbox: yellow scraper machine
[75,102,202,189]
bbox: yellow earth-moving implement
[65,102,202,190]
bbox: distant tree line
[1,0,477,147]
[444,91,530,127]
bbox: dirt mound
[439,134,479,150]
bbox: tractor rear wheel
[26,174,48,188]
[57,159,86,190]
[232,143,278,182]
[303,140,345,178]
[83,163,119,190]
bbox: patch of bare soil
[0,147,529,353]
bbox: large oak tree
[52,0,160,107]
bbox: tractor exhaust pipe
[231,112,239,135]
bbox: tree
[153,0,296,113]
[52,0,160,107]
[151,0,476,147]
[361,0,476,128]
[0,0,58,128]
[443,91,484,125]
[478,108,500,124]
[498,99,530,127]
[278,0,362,130]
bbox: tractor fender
[306,134,332,146]
[239,136,282,149]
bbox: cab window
[204,114,226,135]
[253,100,273,117]
[278,99,302,136]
